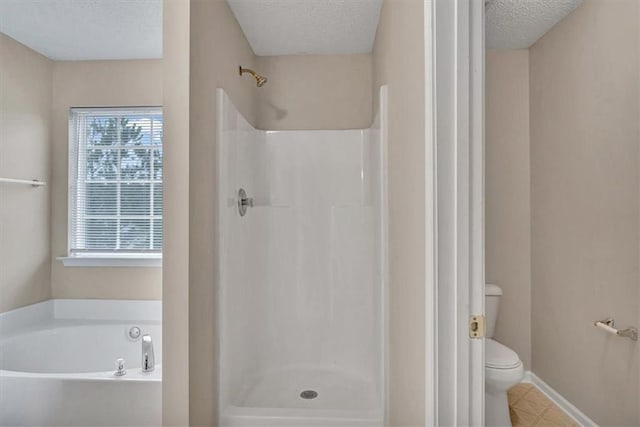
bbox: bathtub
[0,299,161,426]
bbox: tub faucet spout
[141,334,155,372]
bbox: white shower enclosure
[216,88,387,426]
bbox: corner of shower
[216,87,388,427]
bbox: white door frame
[427,0,485,425]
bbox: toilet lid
[486,339,521,369]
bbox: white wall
[217,89,269,407]
[0,33,52,312]
[263,128,381,376]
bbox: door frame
[427,0,485,425]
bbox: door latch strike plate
[469,315,485,338]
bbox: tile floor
[507,383,578,427]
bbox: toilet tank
[485,283,503,338]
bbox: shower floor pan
[221,367,383,426]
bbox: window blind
[69,107,163,256]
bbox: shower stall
[216,88,387,426]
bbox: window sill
[57,256,162,268]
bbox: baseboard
[522,371,598,427]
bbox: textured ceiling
[486,0,583,49]
[0,0,583,60]
[0,0,162,60]
[227,0,383,56]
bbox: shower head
[239,66,268,87]
[255,75,267,87]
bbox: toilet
[485,284,524,427]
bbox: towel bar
[0,177,46,187]
[594,318,637,341]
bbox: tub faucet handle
[114,358,126,376]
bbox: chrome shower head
[239,66,268,87]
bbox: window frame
[60,106,163,268]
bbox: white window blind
[68,107,163,257]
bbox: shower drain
[300,390,318,400]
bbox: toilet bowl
[485,338,524,426]
[485,284,524,427]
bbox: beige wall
[530,0,639,425]
[372,0,425,425]
[188,0,257,424]
[485,49,531,369]
[0,34,52,312]
[255,54,372,130]
[50,60,163,300]
[638,3,640,409]
[162,0,190,424]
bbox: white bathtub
[0,299,162,426]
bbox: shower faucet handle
[241,196,254,207]
[238,188,253,216]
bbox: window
[65,107,163,266]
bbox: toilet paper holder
[594,318,638,341]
